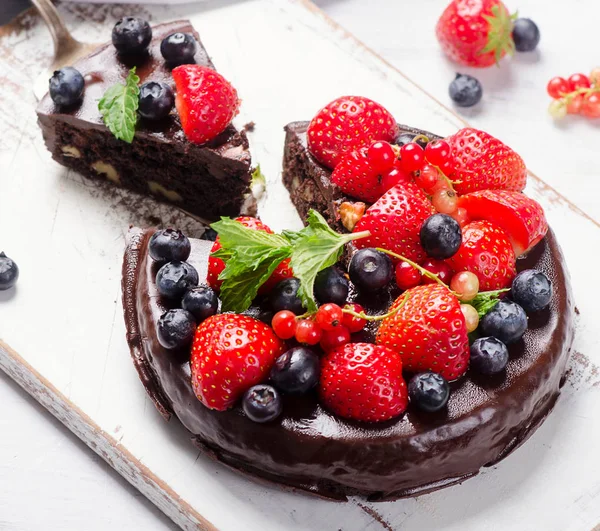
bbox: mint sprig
[471,288,510,318]
[98,68,140,143]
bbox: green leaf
[98,68,140,143]
[471,288,510,319]
[481,5,516,64]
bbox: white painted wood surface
[0,1,599,530]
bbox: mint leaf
[98,68,140,143]
[471,288,510,318]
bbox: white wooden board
[1,1,600,530]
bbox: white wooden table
[1,1,599,530]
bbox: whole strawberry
[445,128,527,195]
[447,220,516,290]
[377,285,469,381]
[191,314,286,411]
[353,182,435,264]
[436,0,515,67]
[173,65,240,145]
[307,96,398,169]
[458,190,548,256]
[319,343,408,422]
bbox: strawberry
[191,314,286,411]
[446,220,517,290]
[353,182,436,264]
[436,0,515,68]
[376,285,469,381]
[319,343,408,422]
[172,65,240,145]
[306,96,398,169]
[458,190,548,256]
[207,217,293,292]
[445,128,527,195]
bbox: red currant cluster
[547,68,600,119]
[271,303,366,351]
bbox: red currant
[381,167,410,192]
[424,140,451,167]
[548,99,567,120]
[582,92,600,118]
[295,319,322,345]
[320,326,351,352]
[272,310,297,340]
[315,303,344,331]
[399,142,425,173]
[460,304,479,333]
[567,94,584,115]
[368,141,396,174]
[422,259,453,285]
[568,73,591,91]
[451,207,470,227]
[414,164,438,193]
[450,271,479,301]
[547,77,570,99]
[432,189,458,214]
[395,261,421,290]
[342,303,367,333]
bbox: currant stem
[376,247,452,290]
[411,134,430,144]
[342,292,409,322]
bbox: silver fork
[32,0,99,100]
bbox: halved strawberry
[376,284,469,381]
[306,96,398,169]
[458,190,548,256]
[172,65,240,145]
[353,182,435,263]
[191,314,286,411]
[446,220,517,290]
[445,128,527,195]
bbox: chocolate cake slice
[37,21,252,221]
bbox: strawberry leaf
[471,288,510,318]
[481,5,516,65]
[98,68,140,143]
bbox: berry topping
[582,93,600,118]
[461,303,480,332]
[349,248,394,291]
[480,299,527,344]
[470,337,509,374]
[432,188,459,215]
[414,164,439,193]
[445,128,527,195]
[449,73,483,107]
[511,269,552,312]
[160,32,198,66]
[0,252,19,291]
[395,261,422,291]
[512,18,540,52]
[112,17,152,55]
[49,67,84,108]
[419,213,462,260]
[149,228,191,263]
[546,77,570,99]
[172,65,240,145]
[242,385,282,423]
[295,319,322,345]
[316,303,344,331]
[200,227,218,241]
[157,309,196,350]
[156,261,199,300]
[447,220,516,291]
[368,141,396,174]
[306,96,398,168]
[270,347,320,395]
[182,285,219,323]
[568,73,591,90]
[450,271,479,302]
[272,310,297,340]
[399,142,425,173]
[408,372,450,412]
[377,284,470,381]
[269,278,305,315]
[342,303,367,333]
[320,326,351,352]
[314,266,349,306]
[319,343,408,422]
[421,259,454,285]
[138,82,175,121]
[424,140,451,167]
[191,314,286,411]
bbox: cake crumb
[243,121,256,132]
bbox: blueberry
[149,229,191,263]
[395,132,429,149]
[480,300,527,344]
[408,372,450,412]
[449,73,483,108]
[270,347,320,394]
[269,278,305,314]
[0,252,19,291]
[200,228,218,242]
[257,309,274,325]
[349,248,394,291]
[160,32,198,66]
[182,285,218,323]
[511,269,552,313]
[419,213,462,259]
[138,82,174,121]
[157,309,196,350]
[470,337,509,375]
[112,17,152,55]
[512,18,540,52]
[242,384,282,423]
[314,267,349,306]
[156,261,199,300]
[49,67,84,108]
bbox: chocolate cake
[37,21,252,221]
